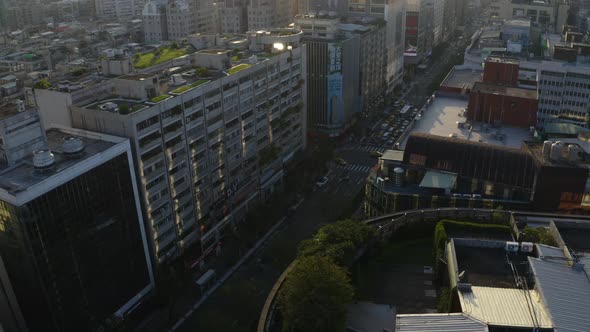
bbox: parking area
[352,238,438,314]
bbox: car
[387,139,395,145]
[462,194,472,198]
[335,157,347,166]
[316,176,329,187]
[369,151,383,157]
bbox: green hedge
[433,220,512,276]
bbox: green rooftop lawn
[171,80,209,94]
[227,63,252,75]
[133,47,188,69]
[149,94,171,103]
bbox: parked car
[369,151,383,158]
[335,157,347,166]
[316,176,329,187]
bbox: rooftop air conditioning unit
[520,242,534,253]
[505,241,519,252]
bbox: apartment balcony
[171,179,190,197]
[141,153,165,169]
[155,231,176,253]
[163,125,184,141]
[137,122,159,137]
[152,218,175,240]
[162,113,182,127]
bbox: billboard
[327,43,343,126]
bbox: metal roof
[459,286,553,328]
[536,244,566,259]
[529,257,590,332]
[396,313,488,332]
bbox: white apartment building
[248,0,293,31]
[526,61,590,128]
[166,0,194,40]
[432,0,444,47]
[95,0,145,19]
[36,30,307,264]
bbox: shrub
[34,79,52,89]
[522,226,557,246]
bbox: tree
[119,104,130,115]
[196,66,210,78]
[280,256,354,332]
[34,79,52,89]
[298,219,375,266]
[522,226,557,246]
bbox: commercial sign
[327,43,344,126]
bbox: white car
[316,176,329,187]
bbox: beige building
[493,0,569,33]
[35,30,307,264]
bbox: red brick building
[466,57,538,128]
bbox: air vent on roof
[98,102,119,112]
[33,149,55,169]
[62,136,84,156]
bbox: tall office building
[143,0,168,43]
[166,0,194,40]
[0,103,154,331]
[405,0,433,68]
[295,15,360,137]
[346,0,406,95]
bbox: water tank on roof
[567,144,581,162]
[550,141,564,161]
[393,167,404,187]
[16,99,25,113]
[505,241,519,252]
[98,102,119,112]
[62,136,84,155]
[542,140,552,159]
[169,74,186,86]
[33,149,55,169]
[520,242,534,253]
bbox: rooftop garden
[133,45,188,69]
[118,103,146,115]
[171,80,209,94]
[227,63,251,75]
[149,94,171,103]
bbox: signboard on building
[327,43,344,126]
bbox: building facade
[36,30,308,264]
[495,0,569,33]
[247,0,293,31]
[405,0,433,66]
[142,0,168,43]
[95,0,146,19]
[0,126,154,332]
[166,0,194,40]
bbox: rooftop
[524,140,587,168]
[472,82,538,99]
[0,127,126,203]
[400,97,531,150]
[441,67,482,90]
[0,102,25,120]
[345,302,395,332]
[395,313,487,332]
[529,257,590,332]
[458,286,553,329]
[455,246,529,288]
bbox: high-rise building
[218,0,248,34]
[95,0,146,19]
[247,0,293,31]
[0,104,154,331]
[405,0,433,68]
[432,0,444,47]
[166,0,194,40]
[494,0,569,33]
[345,0,406,95]
[36,30,307,264]
[295,15,360,137]
[143,0,168,43]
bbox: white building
[432,0,445,47]
[247,0,293,31]
[95,0,146,19]
[166,0,194,40]
[36,30,308,264]
[142,0,168,44]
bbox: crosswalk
[336,164,374,173]
[344,145,388,153]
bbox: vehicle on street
[341,172,351,181]
[335,157,347,166]
[316,176,329,187]
[369,151,383,157]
